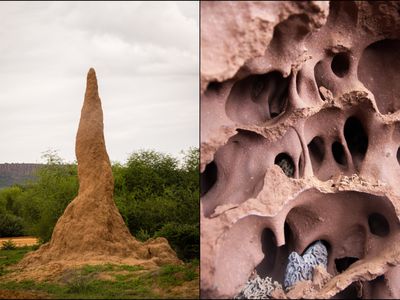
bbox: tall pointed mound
[18,69,179,276]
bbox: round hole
[331,53,350,77]
[274,153,295,178]
[368,213,390,237]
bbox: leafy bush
[135,229,151,242]
[19,152,78,242]
[0,213,24,237]
[155,222,199,261]
[1,240,17,250]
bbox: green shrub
[135,229,151,242]
[155,222,199,261]
[0,213,24,237]
[1,240,17,250]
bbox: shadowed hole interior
[308,136,325,168]
[328,1,358,25]
[226,72,289,125]
[200,161,217,196]
[331,53,350,78]
[274,153,295,178]
[344,116,368,167]
[256,222,293,283]
[284,221,292,244]
[314,60,327,101]
[332,141,347,166]
[368,213,390,237]
[265,73,288,118]
[335,257,359,273]
[259,228,277,275]
[251,77,265,100]
[397,147,400,165]
[207,81,222,93]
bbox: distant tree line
[0,148,199,261]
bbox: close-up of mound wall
[200,1,400,298]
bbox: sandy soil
[0,237,38,247]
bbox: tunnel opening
[344,116,368,169]
[332,141,347,166]
[255,223,293,285]
[251,76,265,100]
[200,161,217,196]
[274,153,295,178]
[256,228,278,278]
[206,81,222,94]
[308,136,325,174]
[226,72,289,125]
[335,256,359,273]
[331,53,350,78]
[368,213,390,237]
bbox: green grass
[81,263,144,275]
[0,248,199,299]
[157,263,198,287]
[0,246,33,276]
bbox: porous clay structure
[201,1,400,298]
[16,69,179,280]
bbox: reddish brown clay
[201,1,400,298]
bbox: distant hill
[0,163,43,189]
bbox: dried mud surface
[201,1,400,299]
[11,69,180,281]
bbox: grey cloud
[0,1,199,163]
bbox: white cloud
[0,1,199,163]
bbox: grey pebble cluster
[235,241,328,299]
[235,276,282,299]
[284,240,328,289]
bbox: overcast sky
[0,1,199,164]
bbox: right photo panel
[200,1,400,299]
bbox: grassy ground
[0,246,199,299]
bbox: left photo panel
[0,2,199,299]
